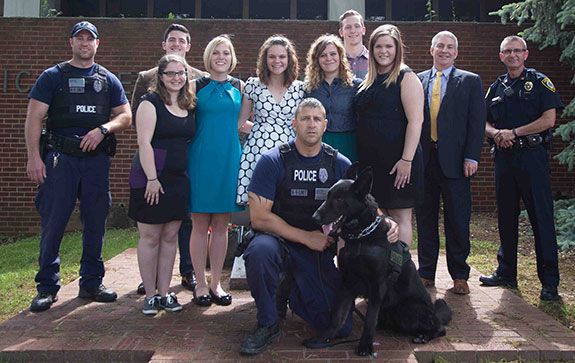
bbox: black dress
[128,92,196,224]
[355,68,423,209]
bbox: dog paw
[412,334,429,344]
[357,342,374,356]
[303,337,331,349]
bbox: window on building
[482,0,511,22]
[366,0,386,21]
[60,0,100,17]
[106,0,146,17]
[297,0,327,20]
[249,0,290,19]
[439,0,479,21]
[154,0,196,18]
[392,0,426,21]
[201,0,242,19]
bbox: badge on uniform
[318,168,328,183]
[93,79,103,93]
[68,78,85,93]
[541,77,556,92]
[524,81,533,92]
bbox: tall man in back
[480,35,563,301]
[131,24,205,294]
[338,9,368,79]
[25,21,131,312]
[415,31,486,295]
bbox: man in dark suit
[415,31,486,295]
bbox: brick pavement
[1,248,574,362]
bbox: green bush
[555,198,575,251]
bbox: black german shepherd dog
[303,163,452,356]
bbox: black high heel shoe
[209,289,232,306]
[193,289,212,307]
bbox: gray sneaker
[142,295,160,315]
[159,293,182,312]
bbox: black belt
[43,130,116,158]
[496,133,545,151]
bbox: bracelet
[147,178,158,182]
[401,158,412,163]
[512,128,518,138]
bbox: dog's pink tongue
[322,223,333,236]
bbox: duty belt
[496,133,547,151]
[42,130,116,158]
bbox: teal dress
[187,76,243,213]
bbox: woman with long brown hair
[236,35,305,206]
[129,54,196,315]
[304,34,361,161]
[355,24,424,247]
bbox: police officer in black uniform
[239,98,399,354]
[25,21,132,312]
[480,35,563,301]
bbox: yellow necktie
[430,71,442,142]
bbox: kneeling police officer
[239,98,399,354]
[25,21,132,312]
[481,35,563,301]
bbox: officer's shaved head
[294,98,326,120]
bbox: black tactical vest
[272,142,338,232]
[47,62,111,130]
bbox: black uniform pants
[494,145,559,287]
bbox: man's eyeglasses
[501,48,526,55]
[162,70,187,77]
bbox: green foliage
[40,0,62,17]
[168,12,175,19]
[425,0,437,22]
[520,198,575,251]
[491,0,575,171]
[554,198,575,251]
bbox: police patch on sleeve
[541,77,556,92]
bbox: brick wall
[1,18,574,237]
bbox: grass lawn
[0,228,139,323]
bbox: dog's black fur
[303,163,452,356]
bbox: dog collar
[347,215,383,239]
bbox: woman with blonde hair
[236,35,305,206]
[129,54,196,314]
[355,24,424,246]
[304,34,361,161]
[186,35,243,306]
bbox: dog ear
[343,162,360,180]
[353,167,373,198]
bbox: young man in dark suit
[415,31,486,295]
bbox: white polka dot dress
[236,77,305,205]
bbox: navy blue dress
[355,69,423,209]
[128,92,196,224]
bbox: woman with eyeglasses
[129,54,196,315]
[186,35,243,307]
